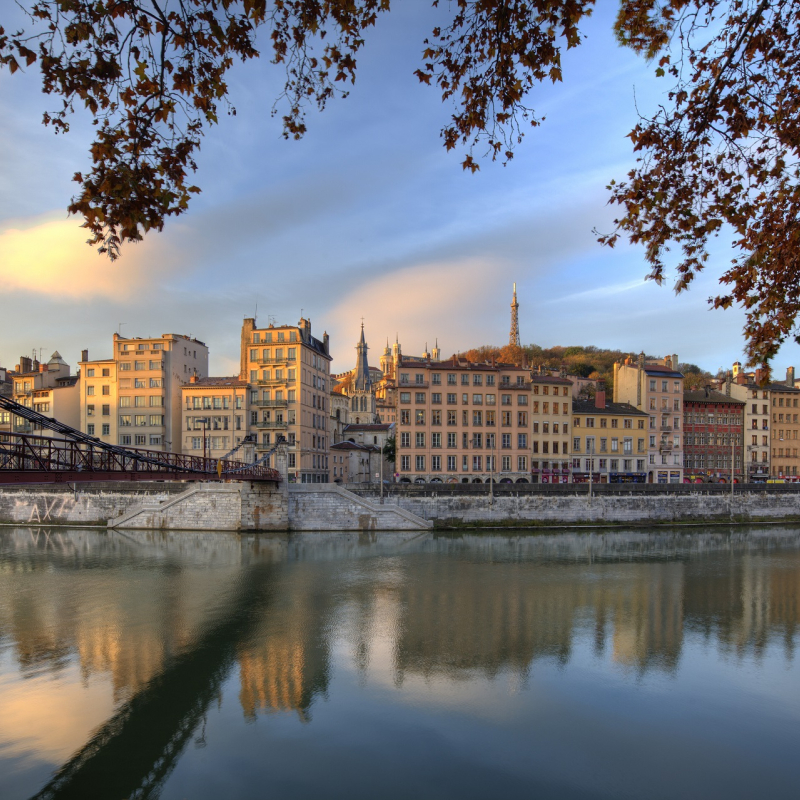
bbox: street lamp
[380,439,385,503]
[196,417,209,461]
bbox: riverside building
[395,356,532,483]
[109,333,208,451]
[11,352,79,435]
[613,353,685,483]
[181,376,250,460]
[682,386,745,482]
[571,386,649,483]
[78,351,117,444]
[730,365,771,481]
[240,317,331,483]
[768,368,800,479]
[530,371,573,483]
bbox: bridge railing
[0,433,280,482]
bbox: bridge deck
[0,433,280,485]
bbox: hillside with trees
[458,344,714,393]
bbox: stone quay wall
[287,485,431,530]
[344,483,800,528]
[2,482,800,531]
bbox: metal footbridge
[0,396,280,484]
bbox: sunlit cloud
[328,257,518,364]
[0,213,179,300]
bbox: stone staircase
[287,484,432,530]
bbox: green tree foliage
[2,1,799,365]
[383,434,396,465]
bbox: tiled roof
[331,441,376,451]
[641,364,683,377]
[531,375,573,386]
[572,399,649,416]
[683,389,744,404]
[343,423,391,432]
[399,357,527,371]
[766,382,800,393]
[183,376,248,388]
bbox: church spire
[354,322,371,391]
[510,282,520,347]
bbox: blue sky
[2,1,798,377]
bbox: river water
[0,526,797,800]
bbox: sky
[1,1,798,378]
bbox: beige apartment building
[614,353,684,483]
[572,393,649,482]
[10,352,78,435]
[78,352,117,443]
[769,368,800,478]
[530,372,573,483]
[108,333,208,450]
[240,317,331,483]
[730,365,771,481]
[395,356,532,483]
[181,376,251,460]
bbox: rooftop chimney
[595,382,606,410]
[190,373,198,384]
[81,349,89,363]
[787,366,796,387]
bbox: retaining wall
[3,483,800,531]
[344,485,800,527]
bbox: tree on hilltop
[2,1,799,366]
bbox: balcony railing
[255,420,288,429]
[255,378,290,386]
[250,356,297,365]
[251,398,288,408]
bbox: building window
[102,424,110,436]
[518,456,528,471]
[86,385,95,396]
[415,455,425,471]
[87,424,95,435]
[120,435,132,445]
[431,456,441,471]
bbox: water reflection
[0,527,798,799]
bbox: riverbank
[2,482,800,531]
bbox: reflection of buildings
[609,564,684,672]
[1,528,799,756]
[237,565,333,722]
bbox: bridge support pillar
[239,481,288,531]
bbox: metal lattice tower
[510,282,521,347]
